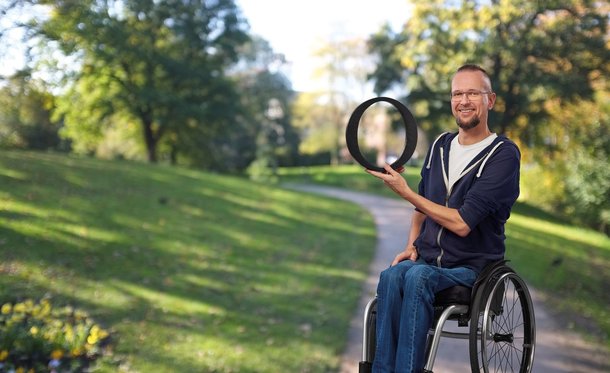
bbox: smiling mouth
[459,108,475,114]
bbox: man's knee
[379,265,401,287]
[404,264,435,283]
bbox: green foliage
[292,37,373,166]
[561,92,610,234]
[0,150,376,372]
[522,87,610,233]
[0,298,111,372]
[232,37,299,174]
[565,142,610,232]
[1,1,300,172]
[5,0,251,164]
[367,0,610,232]
[0,73,61,151]
[368,0,609,137]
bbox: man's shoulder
[493,135,521,157]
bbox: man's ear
[488,92,497,110]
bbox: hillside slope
[0,151,377,372]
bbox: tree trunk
[141,114,157,163]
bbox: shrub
[0,298,111,372]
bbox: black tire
[364,298,378,363]
[469,271,536,372]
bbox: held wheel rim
[345,96,418,172]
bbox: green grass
[278,164,610,348]
[278,164,422,199]
[0,151,377,372]
[505,204,610,343]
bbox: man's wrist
[401,187,417,203]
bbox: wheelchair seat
[433,285,471,306]
[432,285,472,328]
[359,260,536,373]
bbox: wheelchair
[358,260,536,373]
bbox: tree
[367,0,610,232]
[2,0,250,164]
[0,71,61,150]
[548,88,610,234]
[293,36,373,165]
[220,36,299,177]
[368,0,609,141]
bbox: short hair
[456,64,493,90]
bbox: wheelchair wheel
[469,271,536,373]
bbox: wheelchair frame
[358,261,536,373]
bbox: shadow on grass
[505,209,610,344]
[0,151,377,372]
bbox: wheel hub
[493,333,514,343]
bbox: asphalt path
[285,184,610,373]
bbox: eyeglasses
[450,90,492,101]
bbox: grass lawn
[0,151,377,372]
[277,164,422,199]
[278,164,610,348]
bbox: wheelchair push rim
[470,272,536,373]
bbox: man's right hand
[391,245,418,266]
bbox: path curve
[285,184,609,373]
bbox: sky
[236,0,413,93]
[0,1,413,94]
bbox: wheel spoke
[470,271,535,373]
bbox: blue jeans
[372,259,477,373]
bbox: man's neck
[458,125,493,145]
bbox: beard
[456,115,480,130]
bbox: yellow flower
[30,326,39,335]
[23,299,34,310]
[16,367,25,373]
[50,349,63,360]
[71,347,84,357]
[87,334,99,345]
[13,302,26,313]
[0,349,9,361]
[63,324,74,342]
[1,303,11,314]
[87,324,108,344]
[90,325,100,336]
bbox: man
[365,64,521,372]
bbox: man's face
[451,70,496,130]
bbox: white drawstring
[426,132,449,169]
[476,141,504,177]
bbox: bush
[0,298,111,372]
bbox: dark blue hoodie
[413,132,520,273]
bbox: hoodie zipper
[435,141,498,268]
[437,148,449,267]
[436,190,451,267]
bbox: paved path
[285,184,610,373]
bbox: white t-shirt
[448,133,497,189]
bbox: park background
[0,0,608,372]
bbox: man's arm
[404,192,471,237]
[366,164,471,237]
[391,210,426,266]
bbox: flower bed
[0,298,111,372]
